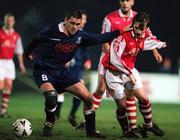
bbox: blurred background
[0,0,180,103]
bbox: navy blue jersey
[26,23,120,69]
[73,47,90,68]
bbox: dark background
[0,0,179,73]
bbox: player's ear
[64,17,68,22]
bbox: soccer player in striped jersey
[0,13,26,117]
[102,12,166,138]
[92,0,163,136]
[26,9,121,138]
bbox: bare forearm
[102,43,110,53]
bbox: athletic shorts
[33,63,80,93]
[69,66,84,80]
[98,52,105,76]
[0,59,15,80]
[105,68,143,99]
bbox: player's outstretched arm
[80,30,120,47]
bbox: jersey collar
[2,26,14,35]
[119,9,133,18]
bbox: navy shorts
[33,63,80,93]
[69,66,84,79]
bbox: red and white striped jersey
[102,9,137,34]
[0,28,23,59]
[102,30,166,75]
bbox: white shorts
[105,68,143,99]
[98,52,105,75]
[0,59,15,80]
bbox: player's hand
[27,53,36,61]
[162,42,167,48]
[123,24,133,32]
[128,74,136,85]
[84,59,91,70]
[152,49,163,63]
[20,64,27,75]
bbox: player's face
[4,16,15,29]
[65,17,82,35]
[119,0,134,13]
[133,21,147,38]
[80,14,87,29]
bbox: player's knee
[43,90,57,110]
[138,96,149,103]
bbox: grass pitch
[0,91,180,140]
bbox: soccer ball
[12,118,32,137]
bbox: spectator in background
[0,13,26,117]
[159,57,172,73]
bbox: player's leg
[66,82,105,138]
[55,93,64,120]
[0,78,13,117]
[0,60,15,117]
[92,73,106,110]
[133,88,165,137]
[105,69,139,138]
[125,91,137,130]
[40,82,58,136]
[129,68,164,137]
[92,55,106,110]
[68,96,81,127]
[68,79,84,127]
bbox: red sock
[139,99,153,128]
[126,96,137,129]
[1,92,10,114]
[92,92,102,110]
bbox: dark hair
[65,9,82,19]
[133,12,150,29]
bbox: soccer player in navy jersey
[26,9,120,138]
[54,10,92,128]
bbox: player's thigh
[66,82,91,101]
[0,80,4,90]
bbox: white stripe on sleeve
[143,37,166,51]
[110,37,131,75]
[101,17,111,33]
[15,37,24,54]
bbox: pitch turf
[0,92,180,140]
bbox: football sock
[84,109,96,135]
[55,94,64,119]
[92,92,102,110]
[69,96,81,117]
[126,97,137,129]
[1,90,11,114]
[139,99,153,128]
[116,109,129,133]
[55,102,63,118]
